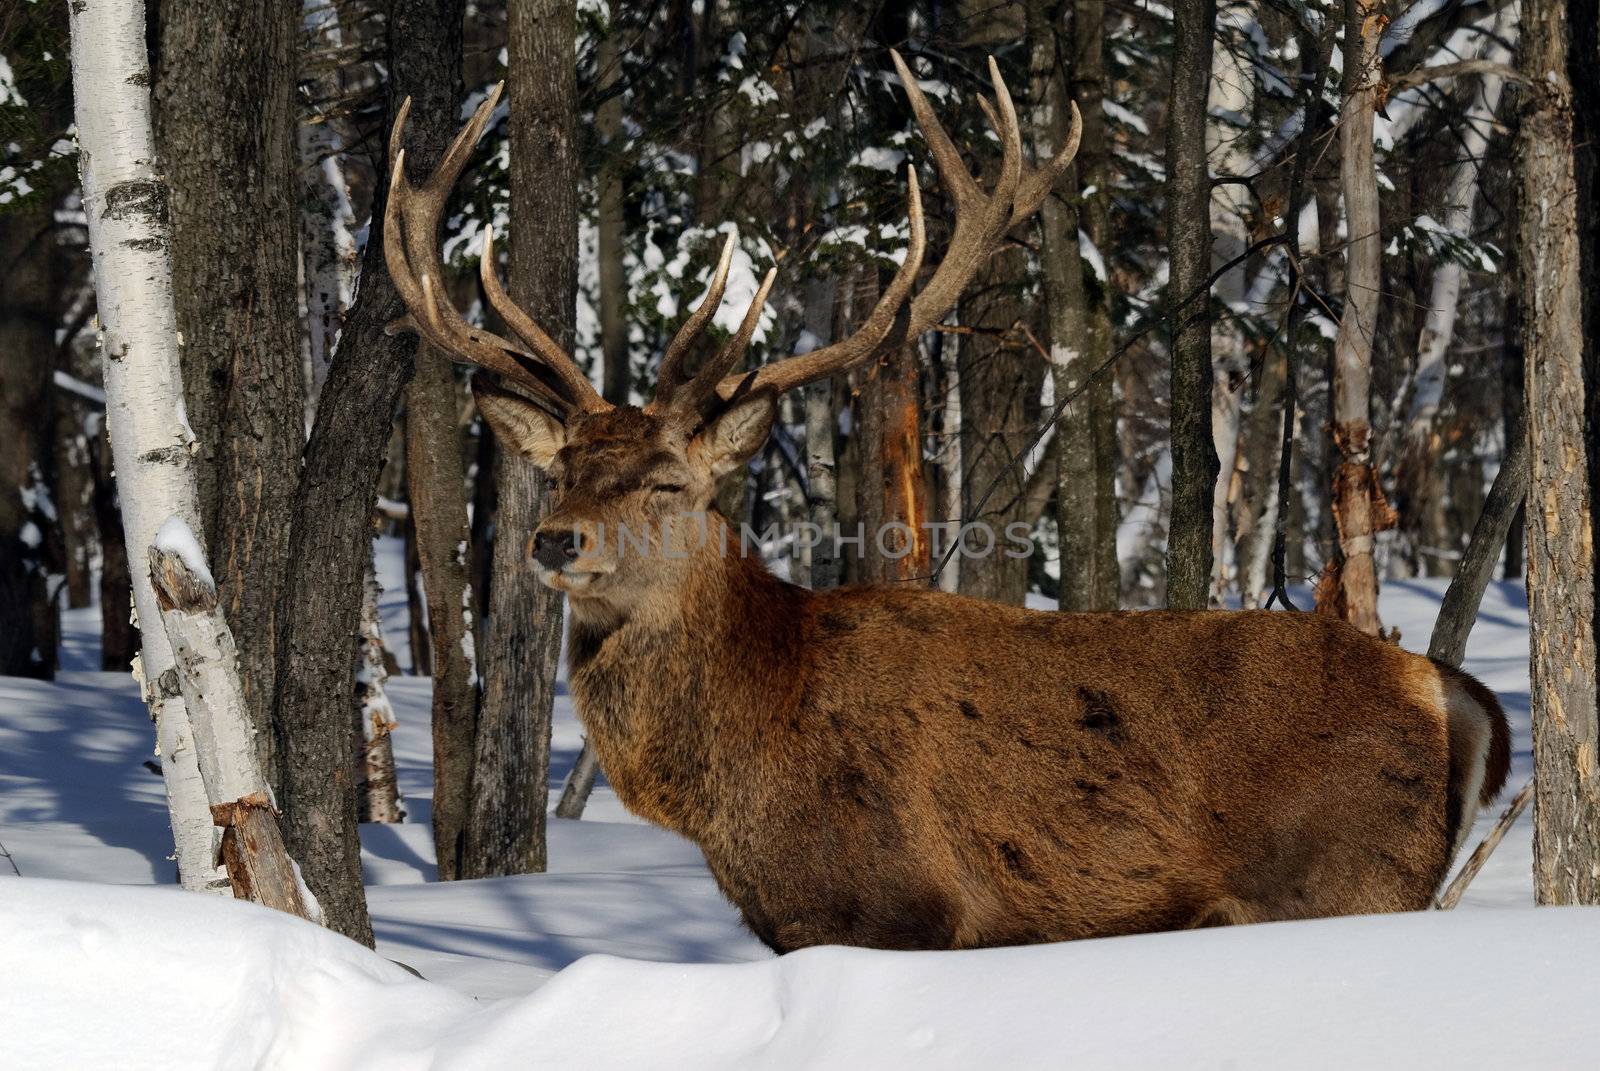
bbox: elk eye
[651,482,685,495]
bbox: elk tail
[1431,658,1512,864]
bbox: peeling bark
[1328,0,1388,636]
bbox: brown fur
[495,404,1512,954]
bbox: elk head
[384,55,1079,619]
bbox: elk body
[386,57,1511,951]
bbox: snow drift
[4,877,1597,1070]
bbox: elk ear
[693,391,777,479]
[472,379,566,470]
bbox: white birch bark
[68,0,221,892]
[937,331,962,594]
[299,0,356,419]
[150,520,263,804]
[355,559,404,824]
[1205,1,1258,602]
[149,520,315,920]
[1405,35,1513,442]
[800,278,841,591]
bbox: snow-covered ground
[0,546,1586,1067]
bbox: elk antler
[384,82,608,417]
[705,51,1082,401]
[385,53,1078,423]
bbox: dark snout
[532,527,580,571]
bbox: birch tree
[149,522,314,920]
[67,0,222,892]
[1399,31,1514,570]
[298,0,358,418]
[1517,0,1600,905]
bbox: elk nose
[533,528,580,570]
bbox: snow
[1,542,1593,1064]
[153,516,214,590]
[8,877,1598,1070]
[0,55,24,108]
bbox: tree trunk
[1073,0,1119,610]
[462,0,574,878]
[1029,0,1102,611]
[155,0,303,785]
[298,0,358,420]
[0,197,61,679]
[272,0,467,946]
[1326,0,1387,636]
[1518,0,1600,905]
[353,558,404,824]
[1427,433,1527,668]
[402,508,431,674]
[1164,0,1218,610]
[1399,34,1513,571]
[150,531,314,921]
[1205,1,1257,603]
[89,423,137,670]
[55,398,95,611]
[68,0,222,891]
[802,279,842,592]
[405,346,480,875]
[596,24,629,407]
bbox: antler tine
[383,153,541,388]
[671,266,777,418]
[716,167,926,399]
[704,51,1076,402]
[480,223,607,411]
[428,81,505,194]
[888,49,979,209]
[984,55,1025,204]
[1013,100,1082,225]
[383,84,608,416]
[654,231,737,404]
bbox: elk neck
[563,509,811,838]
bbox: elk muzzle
[533,527,580,572]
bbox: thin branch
[1434,778,1533,910]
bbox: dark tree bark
[89,424,136,671]
[1164,0,1217,610]
[1024,0,1116,611]
[405,346,480,879]
[595,25,629,407]
[273,0,467,945]
[1072,0,1119,610]
[1570,0,1600,621]
[956,246,1040,606]
[461,0,574,878]
[1427,433,1527,668]
[1517,0,1600,905]
[0,199,62,679]
[1501,267,1526,581]
[154,0,303,781]
[403,506,432,675]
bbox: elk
[385,55,1510,951]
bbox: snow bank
[5,877,1598,1069]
